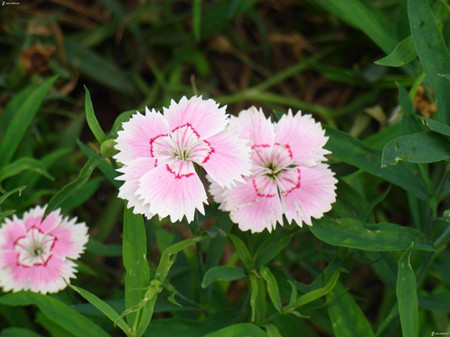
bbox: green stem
[416,228,450,288]
[189,212,205,301]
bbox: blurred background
[1,1,446,335]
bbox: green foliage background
[0,0,449,336]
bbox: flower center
[149,123,215,178]
[150,123,213,163]
[14,228,56,267]
[251,143,301,197]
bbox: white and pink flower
[209,107,337,233]
[0,205,89,294]
[114,96,251,223]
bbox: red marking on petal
[13,235,26,247]
[251,144,271,149]
[252,178,276,198]
[281,168,301,196]
[50,235,57,251]
[201,139,215,163]
[274,142,293,159]
[171,123,201,139]
[149,133,169,157]
[166,164,195,179]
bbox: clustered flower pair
[0,95,337,295]
[115,96,337,232]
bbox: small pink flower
[209,107,337,233]
[114,96,251,223]
[0,205,89,294]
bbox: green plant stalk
[416,227,450,289]
[189,212,205,302]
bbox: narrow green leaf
[287,267,342,310]
[310,217,434,251]
[65,39,136,96]
[123,208,150,326]
[397,83,423,134]
[325,125,428,200]
[0,292,109,337]
[397,83,414,116]
[77,140,119,188]
[375,35,417,67]
[260,267,282,313]
[84,86,106,143]
[155,234,209,282]
[227,233,253,269]
[358,185,391,221]
[0,82,37,132]
[0,158,54,183]
[381,132,450,166]
[203,323,269,337]
[70,285,130,335]
[287,281,297,309]
[327,282,376,337]
[86,239,122,257]
[0,327,44,337]
[419,291,450,312]
[254,233,292,267]
[59,177,103,211]
[17,148,72,189]
[249,273,266,323]
[312,0,396,54]
[192,0,202,41]
[263,324,283,337]
[0,76,57,167]
[418,116,450,137]
[46,155,102,213]
[110,110,135,138]
[408,0,450,124]
[135,280,162,337]
[397,245,418,337]
[0,186,26,206]
[201,266,246,288]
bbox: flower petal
[222,181,283,233]
[116,157,157,219]
[281,164,337,226]
[275,110,330,167]
[230,106,276,146]
[137,163,207,223]
[0,217,26,251]
[114,108,169,163]
[202,130,251,188]
[50,217,88,260]
[164,96,228,139]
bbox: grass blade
[0,158,54,183]
[0,76,57,167]
[397,245,418,337]
[0,186,27,206]
[375,35,417,67]
[84,86,106,143]
[381,132,450,166]
[325,126,428,200]
[46,155,102,213]
[122,208,150,326]
[70,285,130,335]
[310,217,434,252]
[327,282,376,337]
[0,292,109,337]
[408,0,450,124]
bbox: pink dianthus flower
[0,205,88,294]
[114,96,251,223]
[209,107,337,233]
